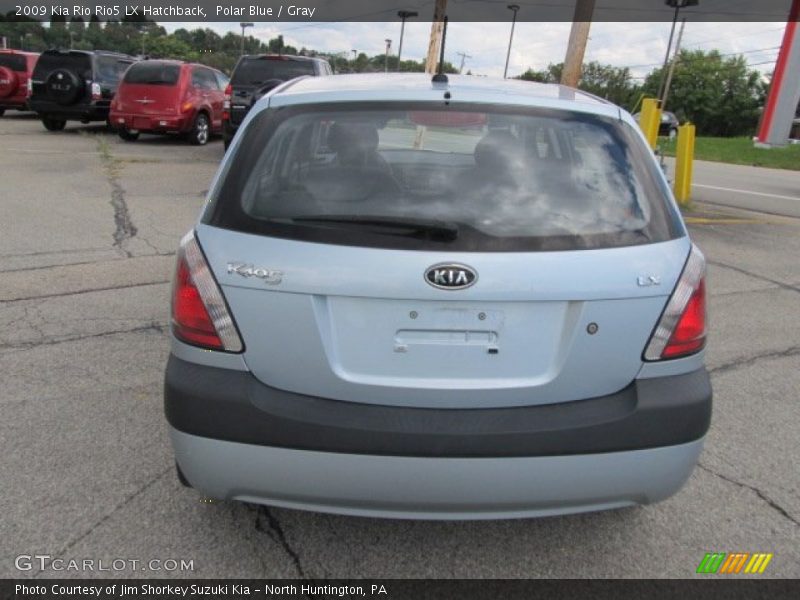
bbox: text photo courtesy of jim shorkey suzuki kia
[14,583,388,597]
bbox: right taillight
[171,231,243,352]
[644,244,707,361]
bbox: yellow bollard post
[673,122,695,207]
[639,98,661,150]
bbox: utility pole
[457,51,472,74]
[561,0,595,88]
[657,0,699,102]
[384,39,392,73]
[504,4,520,79]
[660,18,685,112]
[397,10,418,70]
[425,0,447,74]
[240,22,254,56]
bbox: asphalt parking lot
[1,112,798,579]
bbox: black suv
[29,50,136,131]
[223,54,331,149]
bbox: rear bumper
[29,98,110,121]
[166,356,710,518]
[164,355,712,458]
[171,429,705,519]
[0,96,29,110]
[110,110,190,133]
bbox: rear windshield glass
[95,55,132,84]
[206,103,678,252]
[33,52,91,79]
[124,62,179,85]
[0,54,27,72]
[231,58,315,85]
[32,52,130,84]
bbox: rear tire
[42,117,67,132]
[189,112,210,146]
[118,128,140,142]
[0,108,5,117]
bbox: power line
[682,26,785,48]
[629,58,776,79]
[619,46,780,71]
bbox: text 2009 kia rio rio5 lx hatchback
[164,74,711,520]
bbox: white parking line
[693,183,800,202]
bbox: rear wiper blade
[285,215,459,241]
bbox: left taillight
[171,231,243,352]
[644,244,707,361]
[26,78,33,97]
[91,82,102,102]
[222,83,231,121]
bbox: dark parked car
[110,60,229,145]
[222,54,331,149]
[0,50,39,115]
[633,109,680,137]
[29,49,135,131]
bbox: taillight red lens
[222,83,231,121]
[644,244,707,361]
[172,256,224,350]
[171,232,243,352]
[662,278,706,358]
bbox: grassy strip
[657,136,800,171]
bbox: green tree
[517,61,641,110]
[642,49,766,137]
[145,36,198,61]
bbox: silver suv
[165,74,711,520]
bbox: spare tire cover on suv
[0,66,19,98]
[46,69,83,105]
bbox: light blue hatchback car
[165,73,711,519]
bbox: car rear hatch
[30,51,91,104]
[196,101,689,409]
[229,56,315,126]
[116,62,180,115]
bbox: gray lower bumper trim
[171,428,704,520]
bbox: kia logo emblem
[424,263,477,290]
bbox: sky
[164,20,786,80]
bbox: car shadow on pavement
[114,132,223,147]
[180,496,650,578]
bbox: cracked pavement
[0,113,798,579]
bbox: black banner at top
[0,0,796,22]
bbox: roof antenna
[432,16,449,84]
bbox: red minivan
[110,60,228,145]
[0,50,40,116]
